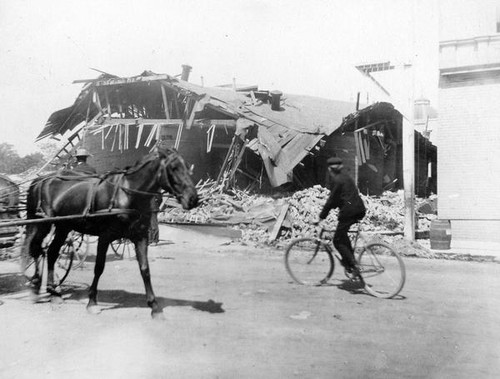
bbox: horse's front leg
[87,237,110,314]
[134,238,163,319]
[46,228,69,298]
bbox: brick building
[438,0,500,244]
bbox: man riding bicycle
[314,157,366,283]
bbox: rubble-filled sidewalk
[158,185,438,258]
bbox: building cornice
[440,34,500,48]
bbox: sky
[0,0,440,155]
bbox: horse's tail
[26,176,46,219]
[24,176,52,261]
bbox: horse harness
[34,151,178,219]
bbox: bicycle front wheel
[358,242,406,299]
[285,238,334,286]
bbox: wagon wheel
[110,238,135,260]
[54,236,74,285]
[69,232,96,269]
[20,227,75,287]
[47,229,76,286]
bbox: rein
[102,151,182,212]
[34,149,179,217]
[104,152,177,197]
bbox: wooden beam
[99,118,183,126]
[94,90,103,113]
[217,136,237,184]
[95,74,172,87]
[269,203,289,241]
[160,84,171,120]
[354,120,387,133]
[104,88,112,116]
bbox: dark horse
[24,147,198,318]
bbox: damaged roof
[39,70,356,140]
[38,70,358,186]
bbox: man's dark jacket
[319,171,366,220]
[72,161,97,174]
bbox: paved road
[1,228,499,378]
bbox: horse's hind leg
[23,223,51,294]
[46,227,69,297]
[134,238,163,319]
[87,237,111,314]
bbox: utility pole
[403,102,416,241]
[403,0,417,241]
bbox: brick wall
[438,77,500,241]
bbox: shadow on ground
[66,287,225,314]
[335,279,406,300]
[0,273,28,295]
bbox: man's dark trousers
[333,214,364,269]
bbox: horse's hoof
[47,286,62,297]
[51,296,64,305]
[30,291,50,303]
[151,311,165,321]
[86,305,102,315]
[29,291,40,303]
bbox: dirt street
[1,225,500,379]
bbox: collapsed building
[37,66,436,197]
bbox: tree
[0,143,45,174]
[0,143,21,174]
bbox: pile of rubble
[158,184,437,250]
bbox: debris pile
[158,184,436,249]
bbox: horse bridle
[109,151,180,197]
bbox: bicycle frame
[317,225,363,260]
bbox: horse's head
[156,147,198,210]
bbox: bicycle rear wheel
[285,238,334,286]
[358,242,405,299]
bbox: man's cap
[327,157,343,166]
[75,148,91,157]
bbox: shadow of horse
[0,272,30,295]
[65,287,225,314]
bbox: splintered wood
[158,182,436,247]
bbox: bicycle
[284,225,406,299]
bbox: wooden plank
[104,88,112,116]
[95,74,172,87]
[99,118,183,126]
[229,140,248,179]
[0,210,134,228]
[274,134,323,174]
[217,136,237,184]
[354,120,386,133]
[161,84,171,120]
[257,126,282,162]
[269,203,289,241]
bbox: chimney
[181,65,192,81]
[270,90,283,111]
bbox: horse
[24,146,198,319]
